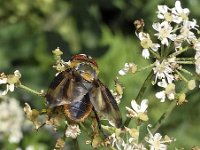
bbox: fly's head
[69,54,99,82]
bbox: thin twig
[18,83,45,96]
[176,61,194,64]
[151,101,176,134]
[137,64,155,72]
[169,46,189,58]
[175,70,188,82]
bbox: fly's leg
[92,107,107,138]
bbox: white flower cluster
[119,1,200,102]
[145,125,175,150]
[107,123,174,150]
[118,63,137,76]
[65,124,81,139]
[153,58,177,102]
[109,132,147,150]
[0,70,21,96]
[155,1,198,47]
[0,94,24,143]
[153,1,199,102]
[153,0,199,63]
[137,32,160,59]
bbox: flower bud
[188,80,196,90]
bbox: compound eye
[71,54,87,61]
[71,54,98,68]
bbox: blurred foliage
[0,0,200,149]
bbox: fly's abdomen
[64,94,92,122]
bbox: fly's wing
[89,79,122,128]
[46,69,92,108]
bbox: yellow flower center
[164,12,173,22]
[140,38,153,49]
[160,28,170,38]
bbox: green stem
[175,61,194,64]
[178,68,193,76]
[176,57,194,61]
[79,123,87,131]
[178,68,200,80]
[160,44,165,58]
[149,49,160,59]
[151,101,176,134]
[18,83,45,96]
[135,70,154,102]
[137,64,154,72]
[169,46,189,58]
[163,41,173,58]
[175,70,188,82]
[73,139,80,150]
[123,70,154,127]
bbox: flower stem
[18,83,45,96]
[149,49,160,59]
[178,68,193,76]
[135,70,154,102]
[169,46,189,57]
[151,101,176,134]
[79,123,87,131]
[123,70,154,127]
[175,70,188,82]
[160,44,165,58]
[176,57,194,61]
[73,139,80,150]
[137,64,154,72]
[175,61,194,64]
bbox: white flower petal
[157,79,168,88]
[152,22,160,31]
[151,43,160,51]
[157,14,164,19]
[0,78,7,84]
[14,70,21,78]
[168,34,176,41]
[138,32,145,40]
[175,1,182,14]
[157,5,168,14]
[161,38,169,46]
[131,100,140,113]
[172,15,182,24]
[142,49,150,59]
[154,133,162,141]
[119,70,127,76]
[9,84,15,92]
[155,91,166,102]
[168,93,175,100]
[140,99,148,112]
[182,8,190,15]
